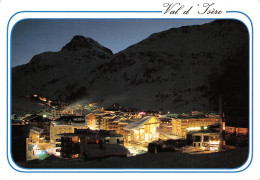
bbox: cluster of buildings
[12,99,249,160]
[171,114,220,138]
[50,115,88,144]
[57,129,125,158]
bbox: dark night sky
[11,19,213,67]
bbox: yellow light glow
[186,127,201,131]
[209,146,219,151]
[55,152,61,156]
[209,140,220,145]
[39,97,47,102]
[145,133,149,141]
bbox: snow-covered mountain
[12,35,113,101]
[12,20,249,113]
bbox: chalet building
[107,117,121,131]
[86,113,117,130]
[124,116,159,143]
[108,118,134,142]
[101,114,117,130]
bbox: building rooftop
[57,129,96,137]
[158,118,172,123]
[118,120,131,125]
[52,115,86,125]
[103,114,117,119]
[174,115,220,119]
[124,116,153,130]
[113,117,122,123]
[57,129,123,138]
[51,120,86,126]
[192,132,220,136]
[30,126,44,134]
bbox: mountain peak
[71,35,89,40]
[61,35,113,54]
[69,35,95,44]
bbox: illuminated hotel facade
[172,116,220,138]
[124,116,160,143]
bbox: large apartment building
[172,116,220,138]
[50,116,88,144]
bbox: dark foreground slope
[19,148,248,168]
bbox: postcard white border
[6,11,253,173]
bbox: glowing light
[33,94,38,98]
[186,127,201,131]
[156,133,159,139]
[33,144,38,150]
[145,133,149,141]
[39,97,47,102]
[209,146,219,151]
[35,150,46,157]
[54,152,61,156]
[209,140,220,145]
[138,112,146,116]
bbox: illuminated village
[10,20,249,168]
[11,94,248,166]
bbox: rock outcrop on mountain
[12,20,249,113]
